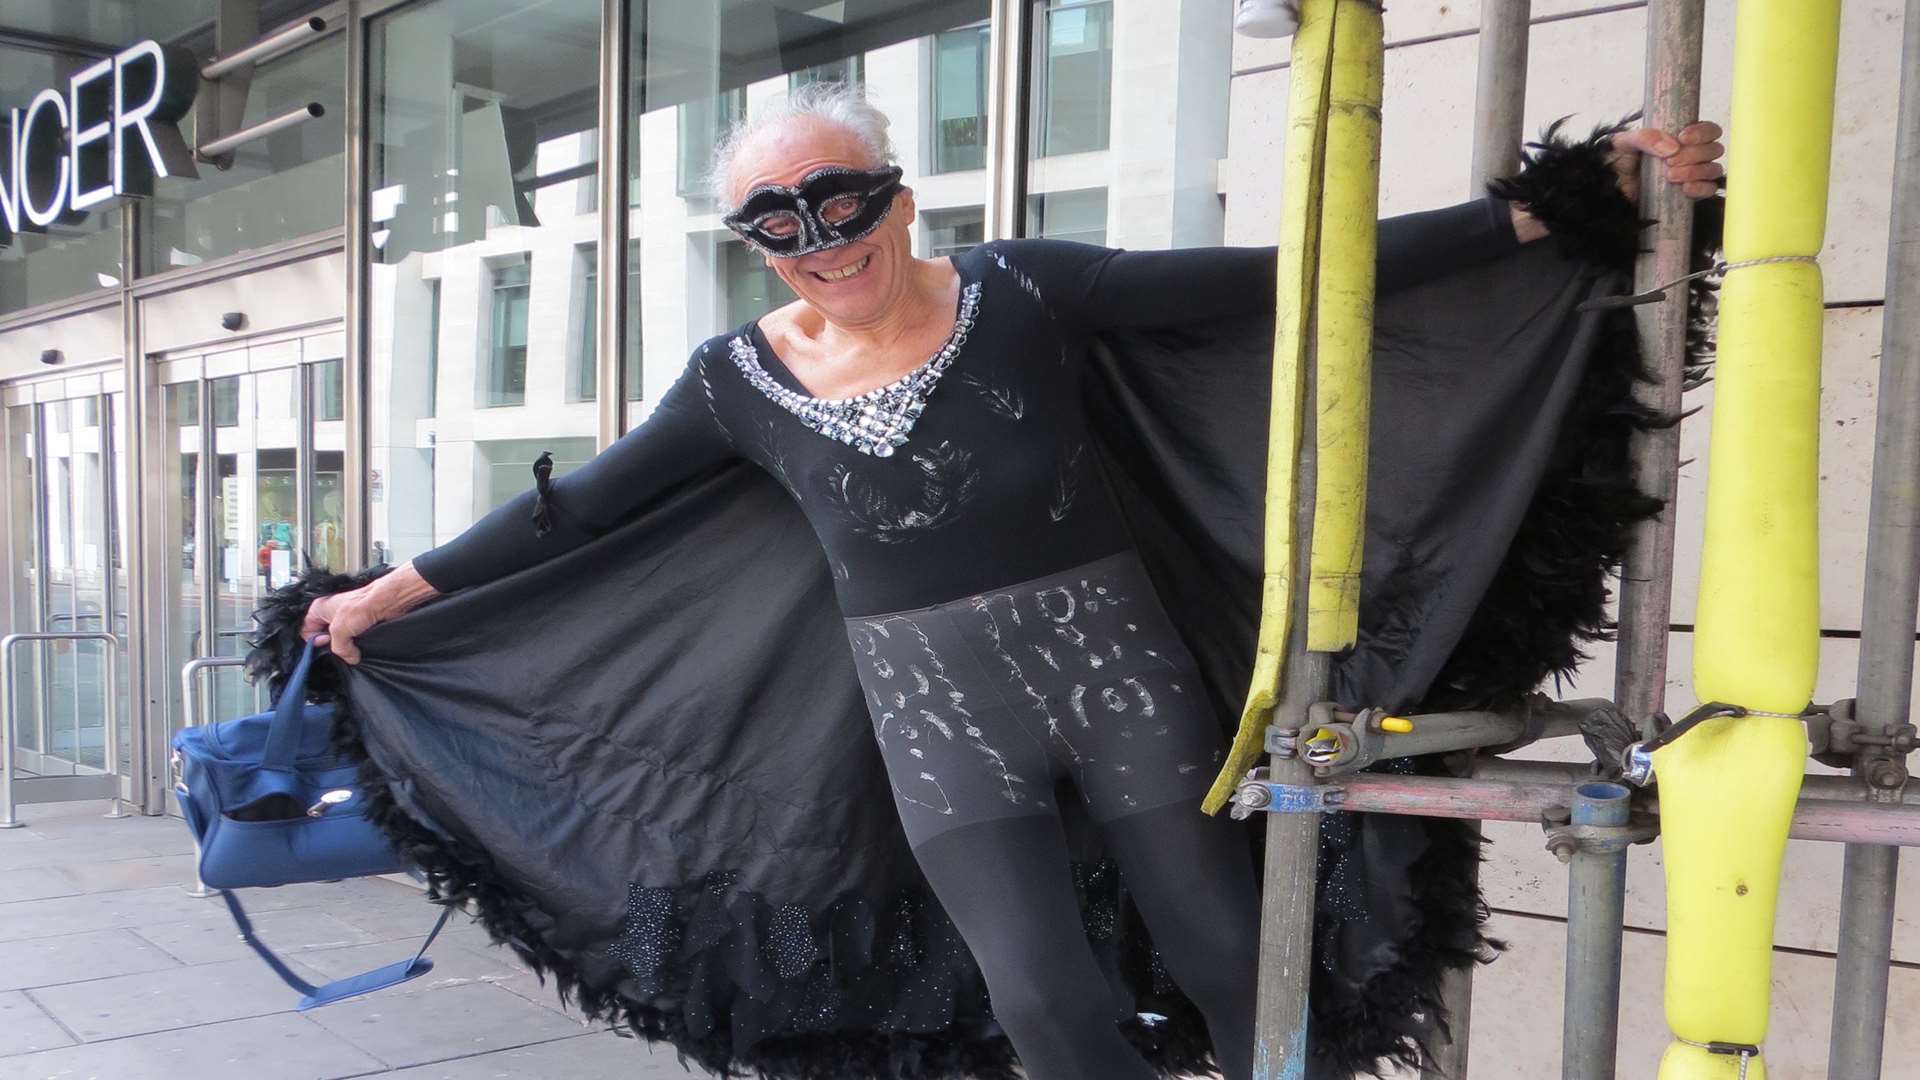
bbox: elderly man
[296,83,1721,1080]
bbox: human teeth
[817,256,871,281]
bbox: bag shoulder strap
[261,641,320,770]
[218,888,454,1010]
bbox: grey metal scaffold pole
[1428,4,1531,1076]
[1252,363,1329,1080]
[1827,1,1920,1074]
[1584,5,1704,1075]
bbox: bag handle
[219,888,454,1010]
[262,640,321,771]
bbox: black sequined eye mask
[722,165,906,257]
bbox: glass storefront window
[792,57,864,90]
[145,33,347,272]
[0,209,125,315]
[368,0,603,565]
[626,0,991,424]
[1027,188,1109,245]
[0,40,128,312]
[931,26,990,173]
[678,90,746,198]
[721,241,798,331]
[1032,0,1113,158]
[924,207,985,258]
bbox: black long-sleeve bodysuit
[413,198,1518,613]
[410,199,1518,1080]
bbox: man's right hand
[300,561,439,665]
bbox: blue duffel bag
[171,640,451,1008]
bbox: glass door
[1,373,131,791]
[155,327,345,813]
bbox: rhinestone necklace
[729,281,983,457]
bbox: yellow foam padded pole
[1203,0,1336,815]
[1306,0,1384,652]
[1657,3,1837,1076]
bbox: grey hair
[706,81,897,211]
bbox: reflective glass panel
[625,0,992,428]
[5,405,41,758]
[1031,0,1113,157]
[145,34,347,272]
[1023,0,1226,253]
[932,26,990,174]
[367,0,603,565]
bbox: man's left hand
[1610,121,1726,202]
[1512,121,1726,243]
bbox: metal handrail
[178,655,249,897]
[2,632,123,828]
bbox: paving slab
[57,853,201,893]
[489,972,591,1021]
[0,884,307,944]
[296,941,522,992]
[0,1013,385,1080]
[0,928,181,991]
[0,866,82,904]
[134,907,380,965]
[304,981,587,1068]
[379,1029,706,1078]
[439,928,535,975]
[0,991,74,1056]
[26,956,323,1041]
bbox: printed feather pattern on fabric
[823,440,982,543]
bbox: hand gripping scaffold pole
[1656,3,1841,1078]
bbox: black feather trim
[249,578,1217,1080]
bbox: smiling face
[726,116,918,329]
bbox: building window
[487,261,532,408]
[722,241,798,332]
[575,249,598,402]
[931,26,990,173]
[1027,188,1108,245]
[791,56,864,90]
[1032,0,1113,158]
[924,207,985,258]
[316,362,345,423]
[679,89,747,199]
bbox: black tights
[910,802,1261,1080]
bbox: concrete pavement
[0,801,713,1079]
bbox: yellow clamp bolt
[1378,716,1414,734]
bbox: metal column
[1430,4,1530,1075]
[595,0,632,447]
[984,0,1034,239]
[1469,0,1532,192]
[1827,1,1920,1074]
[341,0,370,569]
[1563,783,1633,1080]
[1253,364,1328,1080]
[1614,0,1705,722]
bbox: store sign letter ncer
[0,40,198,248]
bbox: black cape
[251,125,1715,1079]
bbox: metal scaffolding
[1244,2,1919,1078]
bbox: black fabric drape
[250,124,1715,1079]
